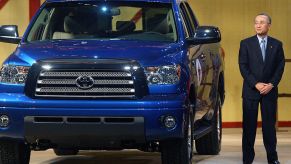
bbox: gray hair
[256,13,272,24]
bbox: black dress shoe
[268,160,280,164]
[243,161,253,164]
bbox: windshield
[26,2,177,42]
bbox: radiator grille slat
[39,71,131,77]
[37,79,134,85]
[36,87,135,93]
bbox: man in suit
[239,13,285,164]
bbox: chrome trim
[39,71,131,77]
[35,87,135,93]
[37,79,134,85]
[34,95,135,98]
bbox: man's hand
[255,82,267,92]
[260,83,274,95]
[255,82,273,95]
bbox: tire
[195,96,222,155]
[0,141,31,164]
[53,148,79,156]
[161,107,194,164]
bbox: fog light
[0,115,9,127]
[163,116,176,128]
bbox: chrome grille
[35,70,135,98]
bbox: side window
[179,4,194,37]
[179,13,189,38]
[184,2,199,28]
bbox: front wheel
[0,141,31,164]
[161,110,194,164]
[195,96,222,155]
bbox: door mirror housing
[0,25,21,44]
[187,26,221,45]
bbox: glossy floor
[30,128,291,164]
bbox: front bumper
[0,93,187,147]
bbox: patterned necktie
[260,39,266,61]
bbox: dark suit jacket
[239,35,285,100]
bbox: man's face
[254,15,271,36]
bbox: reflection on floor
[30,128,291,164]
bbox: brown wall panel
[190,0,291,122]
[0,0,290,122]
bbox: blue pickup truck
[0,0,225,163]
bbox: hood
[9,40,184,67]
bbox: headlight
[145,65,181,85]
[0,65,30,84]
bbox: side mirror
[0,25,21,44]
[187,26,221,45]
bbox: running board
[193,125,213,140]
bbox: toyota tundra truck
[0,0,225,163]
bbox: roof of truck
[45,0,186,3]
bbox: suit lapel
[251,36,264,64]
[264,37,274,66]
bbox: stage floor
[30,128,291,164]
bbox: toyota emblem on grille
[76,76,94,89]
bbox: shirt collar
[257,35,268,43]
